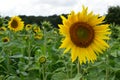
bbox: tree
[105,5,120,25]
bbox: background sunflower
[2,37,10,42]
[8,16,24,32]
[25,24,32,31]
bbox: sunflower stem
[77,59,80,74]
[42,64,46,80]
[20,74,24,80]
[28,39,31,63]
[40,24,47,80]
[6,49,12,75]
[105,54,109,80]
[6,52,10,74]
[27,33,32,64]
[70,63,73,78]
[43,27,47,55]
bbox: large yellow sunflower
[59,6,111,64]
[8,16,24,32]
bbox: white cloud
[0,0,120,17]
[33,0,78,7]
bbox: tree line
[4,14,67,28]
[2,5,120,28]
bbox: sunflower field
[0,6,120,80]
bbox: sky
[0,0,120,17]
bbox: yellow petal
[71,46,78,62]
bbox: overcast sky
[0,0,120,17]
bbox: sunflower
[59,6,111,64]
[33,26,41,33]
[8,16,24,32]
[34,33,43,39]
[2,37,10,42]
[0,27,7,31]
[25,24,32,31]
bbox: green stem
[66,63,69,79]
[6,53,10,74]
[6,51,12,75]
[40,28,47,80]
[77,59,80,74]
[70,63,73,78]
[105,54,109,80]
[28,36,31,64]
[28,42,31,61]
[42,64,46,80]
[106,69,108,80]
[20,74,24,80]
[43,28,47,55]
[39,66,41,79]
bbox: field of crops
[0,7,120,80]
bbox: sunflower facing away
[59,6,111,64]
[8,16,24,32]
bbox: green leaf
[6,76,20,80]
[69,73,82,80]
[51,72,67,80]
[90,61,103,67]
[27,63,40,71]
[53,67,65,73]
[0,75,4,80]
[0,56,5,63]
[10,54,23,58]
[110,51,118,57]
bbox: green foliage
[109,23,120,39]
[0,16,8,27]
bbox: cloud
[33,0,78,7]
[0,0,120,16]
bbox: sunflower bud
[39,56,46,64]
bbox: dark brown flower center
[0,28,5,31]
[27,26,31,28]
[70,22,94,48]
[11,19,18,28]
[3,38,9,42]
